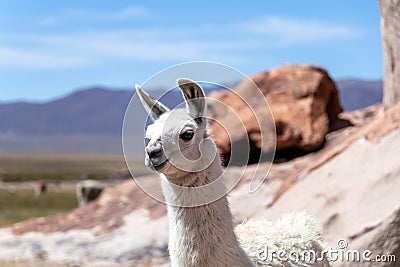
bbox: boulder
[76,179,105,207]
[261,102,400,267]
[208,64,343,164]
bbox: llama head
[136,78,216,179]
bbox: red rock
[207,64,343,164]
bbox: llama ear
[177,78,206,118]
[136,84,170,121]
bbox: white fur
[160,158,253,267]
[236,212,330,266]
[137,79,331,267]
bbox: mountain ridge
[0,79,382,154]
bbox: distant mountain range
[336,79,382,111]
[0,79,382,154]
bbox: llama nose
[146,143,163,164]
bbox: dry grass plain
[0,153,146,181]
[0,153,149,226]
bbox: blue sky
[0,0,382,102]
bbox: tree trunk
[379,0,400,108]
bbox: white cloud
[38,6,150,27]
[0,30,246,69]
[0,45,93,69]
[113,7,150,19]
[1,15,366,70]
[240,16,365,45]
[67,6,151,20]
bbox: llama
[34,179,47,196]
[136,79,330,267]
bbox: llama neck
[160,159,253,267]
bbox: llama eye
[180,130,194,141]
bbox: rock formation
[379,0,400,108]
[262,102,400,267]
[208,64,343,164]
